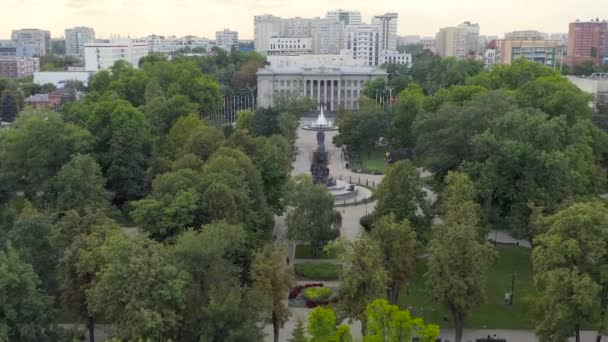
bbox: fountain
[301,105,338,131]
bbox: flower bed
[288,283,323,299]
[303,286,332,301]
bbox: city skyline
[1,0,605,40]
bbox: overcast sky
[0,0,605,40]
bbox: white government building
[257,52,387,110]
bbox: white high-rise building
[325,9,362,26]
[65,27,96,58]
[216,29,239,51]
[312,19,345,54]
[254,14,282,52]
[84,38,149,71]
[372,12,398,51]
[11,29,51,56]
[458,21,480,54]
[346,24,381,66]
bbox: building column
[330,80,334,111]
[337,79,341,111]
[317,80,321,108]
[309,80,313,99]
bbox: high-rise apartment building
[436,27,466,58]
[11,29,51,56]
[312,19,345,54]
[565,19,608,65]
[421,37,437,53]
[346,24,381,66]
[65,27,96,58]
[325,9,362,27]
[372,12,398,51]
[254,14,281,52]
[216,29,239,51]
[84,38,149,71]
[458,21,480,54]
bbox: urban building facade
[325,9,362,26]
[257,64,387,110]
[421,37,437,53]
[494,39,558,66]
[565,20,608,65]
[436,27,466,58]
[11,29,51,56]
[505,30,547,40]
[372,12,398,51]
[84,39,149,71]
[379,50,412,65]
[268,51,364,68]
[458,21,480,54]
[254,14,281,52]
[0,57,40,79]
[65,27,96,58]
[215,29,239,51]
[346,24,381,66]
[268,37,313,55]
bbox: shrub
[303,287,332,301]
[294,262,340,280]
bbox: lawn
[398,246,536,329]
[294,262,341,280]
[359,148,388,173]
[295,244,337,259]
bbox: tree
[105,103,152,202]
[307,306,353,342]
[467,108,604,238]
[0,90,19,122]
[391,83,425,148]
[0,244,54,342]
[88,232,188,340]
[365,299,440,342]
[45,154,108,213]
[251,243,294,342]
[330,236,389,335]
[248,107,282,137]
[370,214,417,304]
[171,222,260,341]
[289,320,307,342]
[286,175,341,253]
[373,160,428,240]
[254,135,293,213]
[532,202,608,342]
[53,211,119,342]
[414,90,516,183]
[426,173,495,342]
[0,111,94,194]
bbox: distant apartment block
[346,24,381,66]
[458,21,480,54]
[254,14,282,52]
[11,29,51,56]
[65,27,96,58]
[216,29,239,51]
[268,37,313,55]
[436,27,466,58]
[372,12,398,51]
[84,39,149,71]
[398,35,421,46]
[142,35,213,54]
[565,20,608,65]
[325,9,362,26]
[494,38,558,66]
[421,37,437,53]
[0,57,40,79]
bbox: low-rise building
[420,37,437,53]
[268,37,313,55]
[34,71,94,87]
[379,50,412,66]
[268,51,364,68]
[494,39,559,67]
[0,57,40,79]
[84,38,149,71]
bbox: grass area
[359,148,388,173]
[295,244,337,259]
[295,262,341,280]
[399,246,536,329]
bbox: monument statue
[310,130,336,187]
